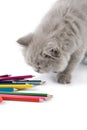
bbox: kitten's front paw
[58,73,71,84]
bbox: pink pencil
[0,94,47,102]
[0,75,34,81]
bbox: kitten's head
[17,33,71,73]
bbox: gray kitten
[17,0,87,84]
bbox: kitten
[17,0,87,84]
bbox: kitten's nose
[35,69,40,73]
[37,67,41,72]
[36,66,42,73]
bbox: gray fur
[17,0,87,84]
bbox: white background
[0,0,87,130]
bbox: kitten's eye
[40,52,50,58]
[43,54,51,58]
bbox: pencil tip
[41,81,46,85]
[32,75,35,77]
[49,95,53,98]
[47,95,53,100]
[39,99,44,102]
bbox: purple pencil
[0,74,11,77]
[0,75,34,81]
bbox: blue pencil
[0,80,46,85]
[0,81,13,84]
[15,80,46,85]
[0,81,25,84]
[0,88,14,92]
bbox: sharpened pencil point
[46,95,53,100]
[49,95,53,98]
[32,75,35,77]
[40,81,46,85]
[39,99,44,102]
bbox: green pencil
[0,91,53,98]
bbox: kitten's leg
[82,52,87,65]
[58,47,86,84]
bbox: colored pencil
[0,74,11,77]
[0,88,14,92]
[0,81,13,84]
[18,80,45,82]
[14,81,46,85]
[0,80,46,85]
[0,80,44,82]
[0,91,53,98]
[0,75,34,81]
[0,94,47,101]
[0,84,33,89]
[0,81,26,84]
[0,96,3,103]
[0,94,44,102]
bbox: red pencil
[0,75,34,81]
[0,94,44,102]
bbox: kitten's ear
[43,45,61,59]
[17,33,33,47]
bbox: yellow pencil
[0,84,33,89]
